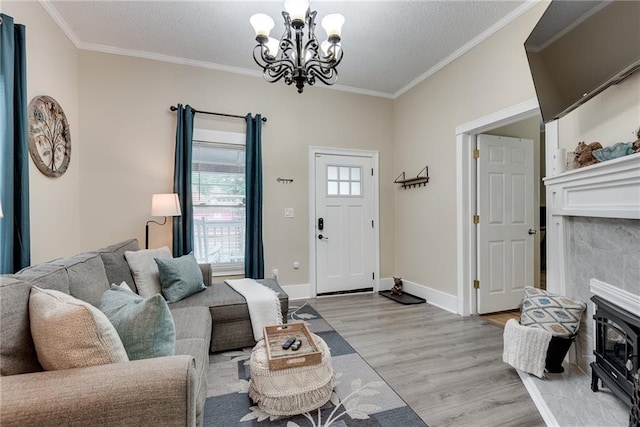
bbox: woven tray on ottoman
[248,332,335,416]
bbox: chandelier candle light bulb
[250,0,344,93]
[284,0,309,24]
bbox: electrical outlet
[272,268,278,279]
[284,208,294,218]
[293,261,300,269]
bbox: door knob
[528,229,537,235]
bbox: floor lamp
[145,193,182,249]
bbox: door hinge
[473,149,480,159]
[372,272,375,280]
[474,280,480,289]
[371,168,374,176]
[473,214,480,224]
[371,220,374,228]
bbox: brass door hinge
[473,149,480,159]
[474,280,480,289]
[473,215,480,224]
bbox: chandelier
[250,0,344,94]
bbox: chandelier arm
[253,45,296,70]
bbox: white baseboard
[280,283,312,300]
[281,279,458,315]
[379,277,394,291]
[401,279,458,314]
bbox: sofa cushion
[170,306,212,345]
[50,252,110,307]
[520,286,587,337]
[29,287,129,370]
[155,253,205,303]
[0,277,42,375]
[125,247,172,297]
[99,285,176,360]
[97,239,140,293]
[170,279,288,322]
[14,263,70,294]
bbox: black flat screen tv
[525,1,640,123]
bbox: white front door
[477,134,535,314]
[315,154,375,295]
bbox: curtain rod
[169,105,267,123]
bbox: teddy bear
[391,277,403,296]
[574,141,602,167]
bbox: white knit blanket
[225,279,282,341]
[502,318,552,378]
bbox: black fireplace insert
[591,295,640,406]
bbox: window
[191,130,245,275]
[327,165,362,196]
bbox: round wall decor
[28,95,71,178]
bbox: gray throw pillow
[98,285,176,360]
[155,252,206,303]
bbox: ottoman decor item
[249,329,335,416]
[28,95,71,178]
[263,323,322,370]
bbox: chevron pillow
[520,287,586,337]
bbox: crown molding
[40,0,536,100]
[393,0,540,98]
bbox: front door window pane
[326,165,363,197]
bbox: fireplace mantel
[544,153,640,296]
[544,152,640,220]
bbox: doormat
[379,290,426,305]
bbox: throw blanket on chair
[503,318,552,378]
[225,279,282,341]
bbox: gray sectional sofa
[0,239,289,426]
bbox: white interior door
[315,154,374,295]
[477,134,535,314]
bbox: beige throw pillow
[124,247,172,297]
[29,287,129,370]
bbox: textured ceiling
[45,0,532,97]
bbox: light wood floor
[307,294,544,427]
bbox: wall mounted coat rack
[394,166,430,189]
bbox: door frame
[308,146,380,298]
[456,98,544,316]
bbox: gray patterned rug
[204,304,427,426]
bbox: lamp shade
[321,13,344,38]
[151,194,181,217]
[265,37,280,58]
[284,0,309,22]
[250,13,275,38]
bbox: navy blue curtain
[244,114,264,279]
[172,104,194,257]
[0,14,30,274]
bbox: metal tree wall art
[28,96,71,178]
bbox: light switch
[284,208,294,218]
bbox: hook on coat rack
[277,177,294,184]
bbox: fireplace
[590,295,640,406]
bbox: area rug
[203,304,427,426]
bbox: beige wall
[77,52,395,286]
[558,72,640,154]
[392,3,548,296]
[3,1,81,264]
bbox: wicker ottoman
[248,333,335,416]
